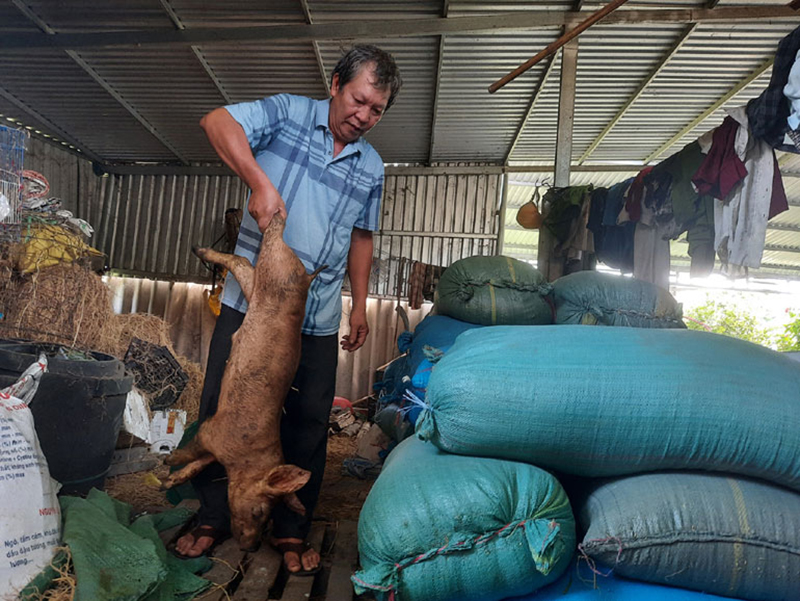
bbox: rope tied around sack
[576,536,624,585]
[582,304,685,326]
[455,279,553,302]
[398,390,432,418]
[353,517,563,599]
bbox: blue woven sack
[552,271,684,328]
[577,472,800,601]
[418,325,800,491]
[352,437,575,601]
[506,559,731,600]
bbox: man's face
[329,62,391,145]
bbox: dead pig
[161,214,324,550]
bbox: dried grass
[22,547,75,601]
[0,262,112,349]
[0,261,205,423]
[104,464,173,515]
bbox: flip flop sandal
[171,524,229,559]
[271,540,322,577]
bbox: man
[174,45,401,574]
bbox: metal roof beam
[0,86,104,163]
[428,0,449,165]
[578,24,696,164]
[299,0,331,97]
[94,162,800,178]
[10,0,188,164]
[505,48,560,164]
[643,58,773,164]
[159,0,233,104]
[1,7,797,50]
[64,52,189,164]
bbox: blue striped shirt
[221,94,384,335]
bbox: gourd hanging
[516,187,543,229]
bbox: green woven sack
[352,437,575,601]
[579,472,800,601]
[418,325,800,491]
[434,256,553,325]
[552,271,685,328]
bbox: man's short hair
[331,45,402,111]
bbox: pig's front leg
[193,246,255,303]
[161,453,217,490]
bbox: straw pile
[0,263,204,423]
[0,262,112,349]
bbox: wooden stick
[489,0,632,94]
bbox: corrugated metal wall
[21,139,504,400]
[372,170,502,297]
[83,168,503,289]
[90,173,249,280]
[23,136,97,217]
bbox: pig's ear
[283,493,307,516]
[264,464,311,494]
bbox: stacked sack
[356,256,576,601]
[414,322,800,600]
[355,255,800,601]
[372,315,481,442]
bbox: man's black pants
[192,304,339,540]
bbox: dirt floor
[104,432,376,521]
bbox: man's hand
[249,184,287,233]
[341,306,369,352]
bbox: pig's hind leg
[193,246,254,303]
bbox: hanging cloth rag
[746,24,800,153]
[714,106,779,271]
[692,116,748,200]
[621,166,653,223]
[782,48,800,150]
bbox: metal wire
[0,125,28,230]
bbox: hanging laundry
[714,106,781,271]
[746,24,800,154]
[653,141,716,278]
[595,178,636,273]
[541,185,593,244]
[622,166,653,223]
[770,151,789,219]
[633,201,671,291]
[782,48,800,150]
[692,116,748,200]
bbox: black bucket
[0,341,133,496]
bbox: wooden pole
[489,0,631,94]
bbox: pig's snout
[241,540,261,553]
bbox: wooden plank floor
[164,519,368,600]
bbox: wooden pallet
[163,518,367,600]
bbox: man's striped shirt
[221,94,384,336]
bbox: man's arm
[341,227,373,352]
[200,107,286,232]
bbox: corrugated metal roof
[0,0,799,277]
